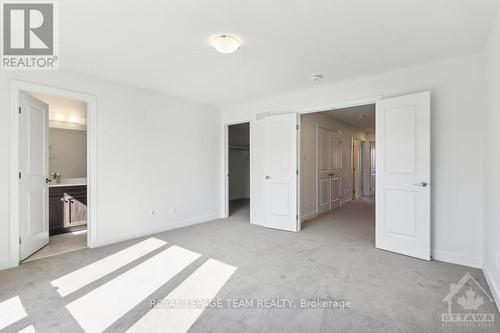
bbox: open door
[19,92,50,261]
[263,113,298,232]
[375,91,430,260]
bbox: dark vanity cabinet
[49,185,87,235]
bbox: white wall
[49,128,87,179]
[483,9,500,309]
[222,54,485,268]
[300,112,367,218]
[0,70,221,269]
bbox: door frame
[296,95,382,226]
[9,80,97,267]
[221,96,382,228]
[222,120,252,219]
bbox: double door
[318,128,342,215]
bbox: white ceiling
[60,0,500,107]
[326,104,375,132]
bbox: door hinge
[296,125,299,130]
[19,237,21,244]
[296,170,299,175]
[18,107,21,114]
[18,172,21,179]
[296,215,299,220]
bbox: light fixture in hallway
[210,34,241,54]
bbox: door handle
[46,178,52,183]
[414,182,428,187]
[265,175,271,179]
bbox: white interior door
[352,138,361,200]
[376,91,430,260]
[361,141,370,197]
[263,113,298,232]
[330,131,342,209]
[370,142,376,196]
[317,127,332,215]
[19,92,50,261]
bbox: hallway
[303,197,375,248]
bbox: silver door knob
[265,175,271,179]
[414,182,428,187]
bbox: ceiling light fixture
[311,74,323,82]
[210,34,241,54]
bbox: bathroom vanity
[49,179,87,235]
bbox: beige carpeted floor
[0,198,497,332]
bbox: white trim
[9,80,97,268]
[301,211,318,222]
[296,96,383,115]
[341,198,352,204]
[296,113,301,231]
[222,119,251,219]
[483,263,500,313]
[0,257,10,270]
[431,249,482,269]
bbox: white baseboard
[341,198,352,204]
[483,263,500,313]
[93,213,221,249]
[301,211,318,222]
[432,249,482,269]
[0,257,11,271]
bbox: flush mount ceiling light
[311,74,323,82]
[210,34,241,54]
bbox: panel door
[370,141,376,196]
[317,127,331,214]
[330,131,342,209]
[19,92,50,260]
[375,92,430,260]
[263,113,298,232]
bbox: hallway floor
[0,198,497,332]
[23,230,88,263]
